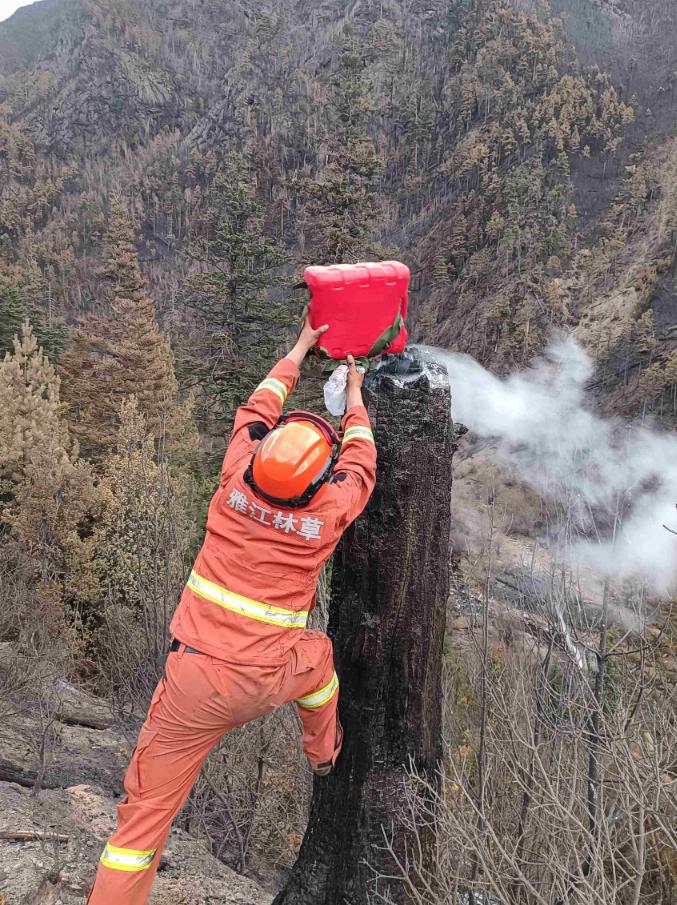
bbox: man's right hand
[346,354,365,409]
[346,354,364,389]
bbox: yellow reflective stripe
[254,377,287,404]
[296,672,339,710]
[187,571,308,629]
[343,425,375,445]
[100,843,156,872]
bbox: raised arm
[328,355,378,528]
[220,319,329,485]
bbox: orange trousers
[87,632,341,904]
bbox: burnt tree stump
[275,354,453,905]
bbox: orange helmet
[245,412,340,507]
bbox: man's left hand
[298,316,329,353]
[287,317,329,368]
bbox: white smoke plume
[417,338,677,594]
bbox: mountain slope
[1,0,674,389]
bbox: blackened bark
[275,354,453,905]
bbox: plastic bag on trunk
[323,365,348,416]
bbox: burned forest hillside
[1,0,677,902]
[1,0,676,392]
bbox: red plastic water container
[305,261,410,361]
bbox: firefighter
[87,317,377,904]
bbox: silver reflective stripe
[297,672,339,710]
[187,570,308,629]
[100,843,156,872]
[254,377,287,403]
[343,425,375,445]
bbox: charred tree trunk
[275,354,453,905]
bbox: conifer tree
[0,279,66,360]
[95,397,178,611]
[93,396,195,703]
[0,321,73,484]
[16,255,69,362]
[0,321,97,625]
[185,156,289,439]
[298,26,386,264]
[60,196,178,458]
[0,282,26,356]
[102,196,178,405]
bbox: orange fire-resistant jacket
[170,356,377,662]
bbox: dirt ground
[0,670,271,905]
[0,780,271,905]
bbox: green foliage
[0,282,25,356]
[59,196,179,459]
[91,395,196,703]
[0,321,98,634]
[184,156,290,440]
[0,116,73,243]
[32,315,68,363]
[437,0,632,255]
[0,279,68,362]
[93,396,188,611]
[297,25,388,264]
